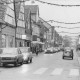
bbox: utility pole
[29,11,32,49]
[13,0,17,47]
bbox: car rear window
[2,48,17,54]
[20,48,31,53]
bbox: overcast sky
[25,0,80,41]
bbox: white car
[0,48,23,67]
[19,47,33,63]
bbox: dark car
[62,47,73,60]
[44,47,53,53]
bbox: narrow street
[0,51,80,80]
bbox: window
[9,36,14,47]
[2,35,6,47]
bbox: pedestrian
[36,47,38,56]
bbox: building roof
[24,5,39,23]
[39,17,52,30]
[24,5,39,14]
[24,7,30,22]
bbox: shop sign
[22,35,26,39]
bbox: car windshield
[2,48,17,54]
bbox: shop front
[2,25,15,47]
[16,34,25,47]
[25,34,32,47]
[16,34,31,47]
[31,35,44,53]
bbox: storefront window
[2,35,6,47]
[19,42,22,47]
[27,42,30,47]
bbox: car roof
[18,47,30,49]
[0,47,18,50]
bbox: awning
[31,41,44,44]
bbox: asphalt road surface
[0,51,80,80]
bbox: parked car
[53,48,58,53]
[45,47,54,53]
[62,47,73,60]
[57,47,61,52]
[0,48,23,67]
[19,47,33,63]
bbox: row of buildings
[0,0,63,51]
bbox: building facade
[0,0,16,48]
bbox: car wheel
[26,58,29,64]
[14,60,18,67]
[63,56,64,59]
[26,60,28,64]
[30,58,32,63]
[72,57,73,60]
[20,59,23,65]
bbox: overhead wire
[1,0,80,25]
[47,20,80,24]
[1,0,80,7]
[35,0,80,7]
[2,0,80,34]
[35,0,80,24]
[57,31,80,34]
[53,26,80,29]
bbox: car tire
[14,60,18,67]
[26,58,29,64]
[63,56,64,59]
[72,57,73,60]
[20,59,23,65]
[30,58,32,63]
